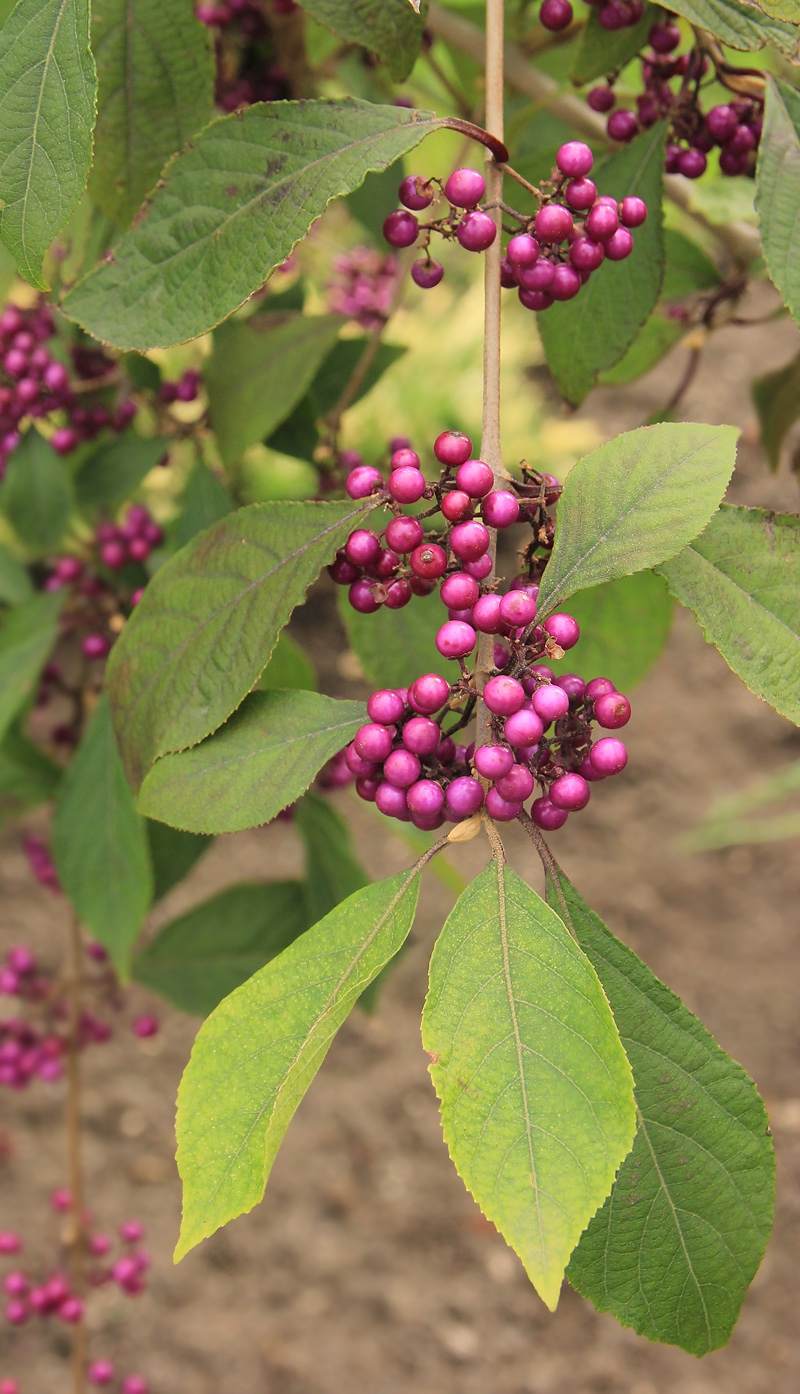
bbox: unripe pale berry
[499,590,537,627]
[386,515,424,553]
[557,141,593,178]
[534,204,573,244]
[383,210,419,248]
[590,737,628,775]
[449,520,490,561]
[457,212,497,253]
[410,673,450,714]
[594,691,631,728]
[410,542,447,579]
[407,780,445,817]
[388,466,425,504]
[436,620,477,659]
[604,227,634,261]
[472,594,505,634]
[376,782,408,818]
[550,772,590,811]
[399,175,434,211]
[544,612,580,649]
[440,572,479,609]
[383,749,421,787]
[619,195,647,227]
[456,459,494,498]
[348,578,380,613]
[434,430,472,466]
[531,684,569,722]
[412,260,444,289]
[482,490,520,528]
[496,764,535,802]
[531,796,568,830]
[486,788,523,821]
[441,489,473,523]
[483,675,525,716]
[506,233,540,267]
[445,776,484,817]
[402,716,441,755]
[444,168,486,208]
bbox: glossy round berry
[457,211,497,253]
[483,675,525,716]
[345,744,378,779]
[649,21,680,50]
[59,1297,85,1323]
[345,530,381,567]
[463,554,494,580]
[485,787,523,821]
[5,1300,28,1325]
[399,175,434,211]
[516,258,555,291]
[585,676,615,700]
[410,542,447,578]
[345,465,383,499]
[383,210,419,248]
[607,109,638,142]
[82,633,111,659]
[456,459,494,498]
[496,764,535,802]
[719,148,749,176]
[384,579,412,610]
[390,447,420,472]
[604,227,634,261]
[579,753,606,782]
[354,723,394,763]
[727,125,756,156]
[544,612,580,649]
[506,233,540,267]
[531,684,569,722]
[619,195,647,228]
[678,148,707,179]
[594,691,631,728]
[121,1379,149,1394]
[707,104,738,144]
[565,177,597,211]
[503,708,544,747]
[440,489,473,523]
[499,590,537,627]
[374,548,399,580]
[376,782,408,818]
[0,1233,21,1255]
[402,716,441,756]
[550,264,582,301]
[383,749,421,788]
[449,520,490,561]
[388,466,426,504]
[473,744,515,780]
[550,772,590,811]
[557,141,593,178]
[534,204,573,244]
[407,779,445,817]
[436,620,476,659]
[555,673,586,701]
[444,167,486,208]
[500,256,517,288]
[471,594,504,633]
[585,203,619,241]
[367,690,405,725]
[436,736,457,765]
[440,572,479,609]
[590,737,628,775]
[411,259,444,289]
[539,0,573,29]
[385,516,424,554]
[482,490,520,528]
[567,236,602,273]
[88,1361,116,1386]
[410,673,450,714]
[531,796,568,830]
[434,430,472,466]
[348,578,380,613]
[587,86,615,113]
[445,776,484,817]
[411,810,444,832]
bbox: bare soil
[2,291,800,1394]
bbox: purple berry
[531,684,569,722]
[498,590,537,627]
[5,1300,28,1325]
[579,754,606,782]
[649,21,680,50]
[402,716,441,756]
[354,723,394,763]
[410,673,450,714]
[531,796,568,830]
[482,490,519,528]
[706,104,738,144]
[719,148,749,176]
[328,554,359,585]
[436,620,477,659]
[607,109,638,142]
[550,265,582,301]
[496,764,534,802]
[456,459,494,498]
[457,211,497,253]
[472,594,505,633]
[383,210,419,248]
[534,204,573,244]
[544,612,580,649]
[619,195,647,227]
[519,287,554,313]
[506,234,540,267]
[516,259,555,291]
[445,776,484,817]
[345,744,378,778]
[587,86,615,113]
[449,520,490,561]
[565,177,597,211]
[485,788,523,821]
[678,148,707,179]
[463,554,494,580]
[390,447,420,471]
[604,227,634,261]
[500,256,517,288]
[473,745,514,780]
[594,692,631,728]
[345,529,381,567]
[58,1296,84,1323]
[440,572,479,609]
[550,772,590,811]
[407,779,445,817]
[0,1233,21,1255]
[376,782,408,818]
[51,426,79,454]
[503,708,544,747]
[483,675,525,716]
[410,542,447,579]
[388,466,426,504]
[598,0,628,28]
[346,465,383,499]
[434,430,472,466]
[590,737,628,775]
[132,1014,159,1039]
[441,489,473,523]
[383,749,421,788]
[557,141,593,178]
[569,237,605,272]
[367,689,405,725]
[411,259,445,289]
[444,168,486,208]
[121,1379,149,1394]
[726,125,756,156]
[539,0,573,29]
[585,203,619,241]
[399,175,434,211]
[384,516,422,555]
[585,676,615,699]
[82,633,111,659]
[555,673,586,701]
[88,1361,116,1385]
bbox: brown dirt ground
[2,288,800,1394]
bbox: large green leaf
[75,435,166,510]
[106,497,377,788]
[258,630,317,692]
[2,430,72,554]
[206,314,343,465]
[175,866,421,1259]
[89,0,214,228]
[0,723,61,823]
[559,572,674,692]
[422,861,636,1313]
[146,820,212,901]
[751,352,800,472]
[309,337,406,418]
[660,229,722,301]
[133,879,310,1016]
[0,591,61,744]
[667,0,797,50]
[0,543,34,605]
[169,457,234,551]
[138,690,366,833]
[295,792,368,925]
[757,79,800,328]
[51,693,153,976]
[570,3,657,86]
[658,504,800,726]
[538,125,667,406]
[536,423,738,616]
[545,870,774,1356]
[62,99,448,350]
[0,0,96,288]
[338,587,453,689]
[298,0,425,81]
[597,314,684,388]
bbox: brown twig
[65,914,86,1394]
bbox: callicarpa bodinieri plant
[0,0,798,1388]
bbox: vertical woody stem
[66,915,86,1394]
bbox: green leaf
[667,0,797,51]
[295,792,368,925]
[169,457,234,551]
[122,351,161,393]
[309,337,406,418]
[749,0,797,19]
[206,314,343,465]
[138,689,367,833]
[346,165,406,244]
[265,394,319,463]
[0,0,96,288]
[545,870,774,1356]
[661,229,722,301]
[298,0,425,80]
[571,3,657,85]
[0,723,61,822]
[422,861,636,1312]
[0,591,61,744]
[536,423,738,616]
[106,497,377,789]
[133,879,310,1016]
[175,865,421,1259]
[75,435,165,510]
[62,99,447,350]
[338,587,453,689]
[757,79,800,328]
[559,572,674,691]
[658,504,800,726]
[681,759,800,852]
[51,693,153,976]
[2,430,72,554]
[89,0,214,228]
[146,820,212,901]
[538,125,667,405]
[0,543,34,605]
[259,630,317,692]
[751,351,800,472]
[597,313,684,387]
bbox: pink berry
[586,203,619,241]
[516,259,555,291]
[132,1015,158,1039]
[406,780,445,817]
[0,1379,20,1394]
[594,692,631,728]
[390,448,420,472]
[585,677,615,700]
[539,0,573,29]
[707,105,738,144]
[51,1188,72,1212]
[345,744,378,778]
[434,431,472,467]
[118,1220,145,1244]
[570,237,605,272]
[411,259,444,290]
[471,594,505,634]
[436,620,476,659]
[383,210,418,248]
[565,177,597,211]
[506,234,540,268]
[441,490,473,523]
[367,690,405,725]
[399,175,434,211]
[121,1378,149,1394]
[5,1300,28,1325]
[604,227,634,261]
[619,196,647,228]
[590,737,628,775]
[388,466,425,504]
[402,716,441,756]
[2,1274,27,1299]
[89,1232,112,1256]
[346,465,383,499]
[482,490,519,528]
[449,521,490,561]
[348,578,380,613]
[531,685,569,722]
[483,676,525,716]
[498,591,537,628]
[410,542,447,579]
[463,554,493,581]
[531,796,568,830]
[445,776,484,818]
[550,772,590,811]
[649,21,680,51]
[440,572,479,609]
[51,427,79,454]
[607,109,638,142]
[534,204,573,244]
[88,1361,116,1385]
[496,764,534,802]
[444,168,486,208]
[81,633,111,660]
[544,613,580,649]
[385,516,423,554]
[503,708,543,747]
[58,1296,84,1323]
[457,211,497,253]
[0,1233,21,1255]
[551,265,582,301]
[383,749,421,788]
[485,788,523,822]
[410,673,450,714]
[345,530,381,567]
[456,459,494,498]
[473,744,514,780]
[355,776,380,801]
[354,723,394,763]
[557,141,593,178]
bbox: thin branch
[65,915,86,1394]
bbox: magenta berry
[544,612,580,649]
[385,516,424,553]
[678,148,707,179]
[390,448,420,471]
[463,554,493,581]
[550,772,590,811]
[555,673,586,701]
[485,787,523,822]
[531,796,568,830]
[516,259,555,291]
[346,744,378,778]
[399,175,434,211]
[565,177,597,211]
[531,684,570,722]
[457,211,497,253]
[346,465,383,499]
[483,675,525,716]
[707,105,738,144]
[594,692,631,728]
[348,578,380,613]
[440,572,479,609]
[585,203,619,241]
[449,520,490,561]
[132,1014,158,1039]
[585,676,615,700]
[410,673,450,714]
[439,490,472,524]
[436,620,476,659]
[382,750,420,789]
[588,86,615,113]
[434,430,472,466]
[498,590,537,628]
[539,0,573,29]
[383,210,419,248]
[388,466,426,504]
[0,1233,21,1255]
[557,141,593,178]
[534,204,573,244]
[496,764,534,802]
[590,737,628,775]
[550,265,582,301]
[482,490,519,528]
[506,234,540,268]
[354,723,394,763]
[345,529,381,567]
[444,167,486,208]
[402,716,441,756]
[604,227,634,261]
[580,754,606,783]
[58,1296,85,1323]
[471,594,505,634]
[88,1362,116,1386]
[367,689,405,725]
[406,780,445,817]
[410,542,448,580]
[619,195,647,228]
[355,776,380,801]
[121,1379,149,1394]
[473,744,514,780]
[607,109,638,142]
[383,579,412,610]
[570,237,605,273]
[445,776,484,818]
[411,259,444,290]
[503,708,544,747]
[82,633,111,659]
[456,459,494,498]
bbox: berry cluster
[587,19,763,179]
[194,0,290,111]
[538,0,642,32]
[157,368,202,406]
[385,144,647,311]
[327,248,400,329]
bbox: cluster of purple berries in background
[385,145,646,311]
[327,248,400,330]
[537,0,643,35]
[194,0,291,111]
[586,18,764,179]
[1,1219,150,1391]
